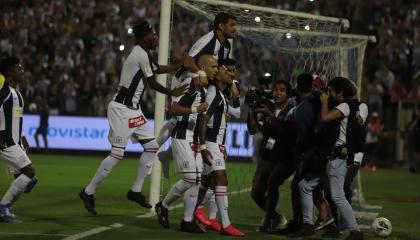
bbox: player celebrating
[193,58,240,231]
[196,60,245,237]
[79,20,194,215]
[155,54,218,233]
[0,57,38,223]
[155,12,237,148]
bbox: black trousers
[251,159,295,220]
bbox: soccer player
[78,20,194,215]
[0,57,38,223]
[155,12,237,148]
[155,54,218,233]
[194,58,240,231]
[196,61,245,237]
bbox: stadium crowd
[0,0,418,126]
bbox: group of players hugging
[75,11,367,240]
[0,8,366,240]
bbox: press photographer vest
[341,99,367,165]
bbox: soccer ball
[371,217,392,237]
[28,102,38,113]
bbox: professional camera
[244,75,274,109]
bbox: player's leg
[156,118,177,146]
[0,145,35,222]
[80,102,129,214]
[210,143,245,237]
[155,118,177,178]
[128,117,158,209]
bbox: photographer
[319,77,364,240]
[247,79,296,233]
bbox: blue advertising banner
[24,115,254,157]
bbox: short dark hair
[213,12,236,30]
[274,80,292,97]
[328,77,355,98]
[296,73,313,93]
[0,57,20,76]
[218,58,236,66]
[132,20,153,41]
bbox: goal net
[153,0,373,226]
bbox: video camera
[244,75,274,109]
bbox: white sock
[215,186,230,228]
[1,174,31,205]
[162,178,194,208]
[183,183,199,221]
[208,194,218,220]
[131,140,158,193]
[85,155,119,195]
[201,189,214,206]
[156,120,176,146]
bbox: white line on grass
[61,187,251,240]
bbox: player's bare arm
[21,136,29,152]
[170,102,208,116]
[198,114,212,166]
[146,75,188,97]
[156,56,196,74]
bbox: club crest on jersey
[128,115,147,128]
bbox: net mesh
[159,0,369,226]
[174,0,345,87]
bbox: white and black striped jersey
[0,82,24,147]
[189,31,231,60]
[175,31,231,78]
[205,85,228,144]
[171,78,206,140]
[113,45,159,109]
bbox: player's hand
[196,103,208,113]
[182,55,197,72]
[171,84,189,97]
[21,136,30,153]
[223,149,227,160]
[320,92,329,104]
[201,149,213,166]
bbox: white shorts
[172,138,202,173]
[0,144,32,175]
[107,101,154,148]
[202,142,226,175]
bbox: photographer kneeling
[247,79,296,233]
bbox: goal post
[151,0,377,216]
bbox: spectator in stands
[364,112,383,171]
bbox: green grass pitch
[0,154,419,239]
